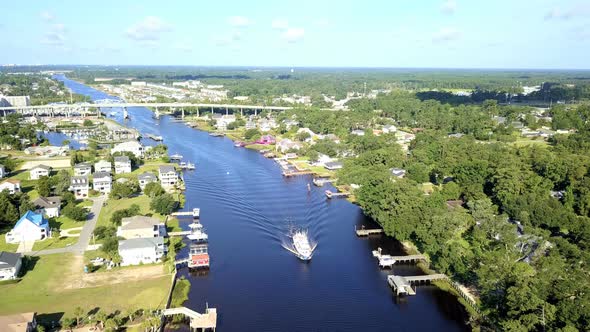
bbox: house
[74,162,92,176]
[215,114,236,131]
[117,215,167,239]
[258,119,277,132]
[382,125,397,134]
[29,164,52,180]
[138,172,157,190]
[255,135,276,145]
[111,140,144,158]
[70,175,89,199]
[0,179,21,194]
[324,161,344,170]
[0,164,5,178]
[0,252,22,280]
[0,312,37,332]
[276,139,302,153]
[5,211,50,244]
[93,172,112,194]
[390,168,406,178]
[94,160,112,173]
[114,156,132,174]
[159,165,178,188]
[351,129,365,136]
[33,196,61,218]
[245,120,257,130]
[118,237,167,266]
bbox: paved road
[25,196,106,256]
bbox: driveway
[25,195,106,256]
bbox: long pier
[171,208,200,218]
[325,190,350,199]
[387,274,447,296]
[355,228,384,236]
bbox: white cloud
[440,0,457,15]
[125,16,171,41]
[282,28,305,43]
[432,27,462,42]
[272,19,289,30]
[228,16,251,28]
[40,11,55,22]
[41,31,65,46]
[545,3,590,20]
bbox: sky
[0,0,589,69]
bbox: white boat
[292,230,313,261]
[170,154,183,160]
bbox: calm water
[55,75,469,332]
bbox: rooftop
[138,172,157,180]
[15,211,48,228]
[0,251,21,269]
[159,165,176,173]
[93,171,112,180]
[33,196,61,209]
[114,155,131,163]
[0,312,36,332]
[74,162,92,168]
[119,237,164,251]
[30,164,52,171]
[120,215,162,230]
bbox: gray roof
[159,165,176,173]
[93,171,112,180]
[33,196,61,209]
[31,164,52,171]
[71,175,88,184]
[0,251,21,269]
[325,161,343,168]
[114,156,131,163]
[138,172,157,181]
[120,215,162,230]
[74,162,92,168]
[119,237,163,251]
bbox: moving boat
[179,162,196,170]
[292,230,313,261]
[170,153,183,160]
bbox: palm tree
[73,306,85,327]
[95,311,107,330]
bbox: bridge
[162,306,217,331]
[0,101,293,118]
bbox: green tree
[73,306,85,327]
[62,203,88,221]
[36,176,51,197]
[150,193,177,215]
[244,129,261,140]
[144,182,165,198]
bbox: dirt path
[19,158,71,170]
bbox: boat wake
[281,226,318,261]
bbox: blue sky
[0,0,588,68]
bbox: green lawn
[97,195,161,228]
[0,234,18,253]
[31,235,78,251]
[51,215,84,230]
[0,254,171,318]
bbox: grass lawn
[51,215,84,230]
[32,235,78,251]
[0,254,171,318]
[77,199,94,208]
[97,195,162,228]
[0,234,18,253]
[511,137,550,148]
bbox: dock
[387,274,447,296]
[162,306,217,331]
[312,177,333,187]
[355,228,384,236]
[146,133,163,141]
[169,231,191,236]
[282,170,314,177]
[171,208,200,218]
[325,190,350,199]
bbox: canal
[55,75,469,331]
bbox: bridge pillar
[225,107,228,116]
[196,107,199,118]
[155,107,160,118]
[254,109,257,116]
[181,108,185,119]
[240,108,243,117]
[123,107,129,119]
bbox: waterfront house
[138,172,157,190]
[245,120,256,130]
[93,172,112,194]
[94,160,112,173]
[114,156,132,174]
[390,168,407,178]
[255,135,275,145]
[118,237,167,266]
[0,252,22,280]
[215,114,236,131]
[5,211,50,244]
[276,139,302,153]
[382,125,397,134]
[111,140,144,158]
[0,164,5,178]
[33,196,61,218]
[0,179,21,194]
[0,312,37,332]
[117,215,167,239]
[29,164,52,180]
[74,162,92,176]
[324,161,344,170]
[159,165,178,188]
[69,175,89,199]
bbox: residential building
[390,168,407,178]
[114,156,132,174]
[0,252,22,280]
[324,161,344,170]
[159,165,178,188]
[117,215,167,239]
[255,135,275,145]
[351,129,365,136]
[111,141,144,158]
[73,162,92,176]
[33,196,61,218]
[69,176,89,199]
[5,211,50,244]
[93,172,112,194]
[0,312,37,332]
[118,237,167,266]
[215,114,236,131]
[0,164,6,178]
[382,125,397,133]
[131,81,147,87]
[276,139,302,153]
[138,172,157,190]
[94,160,112,173]
[0,179,21,194]
[245,120,257,130]
[29,164,51,180]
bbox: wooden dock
[171,208,200,218]
[387,274,448,296]
[325,190,350,199]
[169,231,191,236]
[162,306,217,331]
[283,170,314,177]
[355,226,384,236]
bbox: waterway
[54,75,469,331]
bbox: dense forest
[0,73,89,105]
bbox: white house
[117,215,167,239]
[351,129,365,136]
[159,165,178,188]
[0,179,21,194]
[0,252,22,280]
[111,141,144,158]
[138,172,157,190]
[0,164,6,178]
[5,211,50,244]
[390,168,407,178]
[94,160,112,173]
[114,156,132,174]
[29,164,52,180]
[276,139,302,153]
[33,196,61,218]
[70,176,89,199]
[118,237,167,266]
[93,172,112,194]
[382,125,397,134]
[74,162,92,176]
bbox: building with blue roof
[5,211,51,244]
